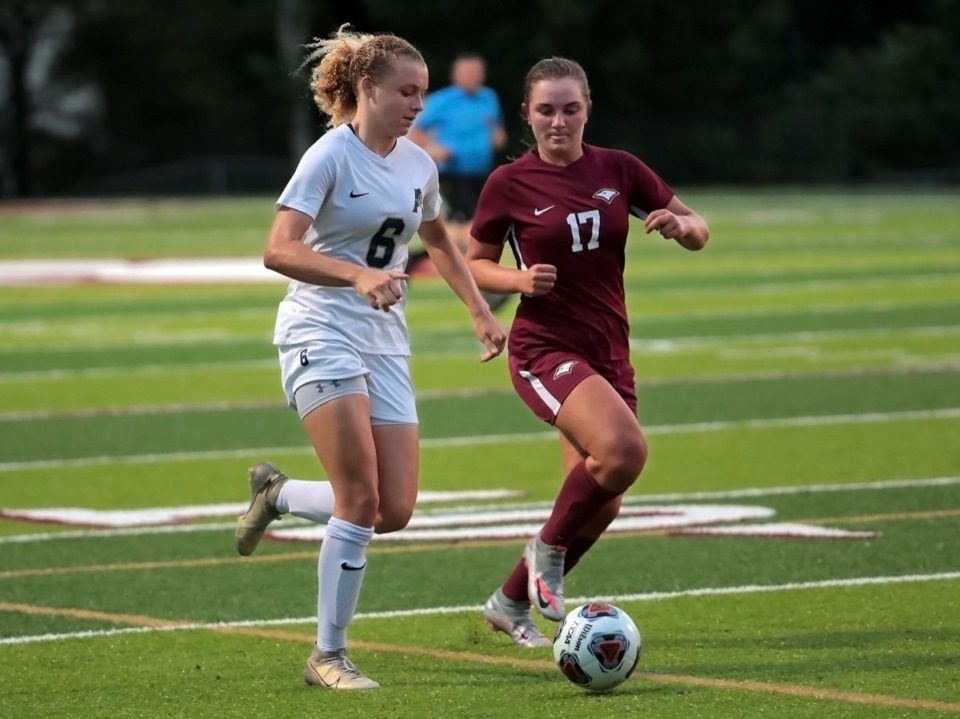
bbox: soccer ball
[552,603,642,691]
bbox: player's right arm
[466,169,556,296]
[466,239,556,296]
[263,208,406,312]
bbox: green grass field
[1,191,959,718]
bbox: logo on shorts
[314,379,342,393]
[554,360,576,379]
[593,188,620,204]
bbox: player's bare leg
[299,393,381,689]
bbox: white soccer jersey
[273,124,442,354]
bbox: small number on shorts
[299,349,309,366]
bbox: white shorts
[278,342,418,424]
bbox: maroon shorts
[509,351,637,425]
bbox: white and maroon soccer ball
[553,603,642,691]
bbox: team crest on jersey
[593,188,620,204]
[413,188,423,213]
[554,360,577,379]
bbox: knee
[592,430,648,488]
[374,503,414,535]
[338,485,380,527]
[374,492,416,534]
[620,432,648,479]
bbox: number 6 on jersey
[367,217,405,268]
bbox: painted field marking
[1,476,957,546]
[1,504,956,580]
[0,489,523,529]
[2,407,960,474]
[264,505,881,544]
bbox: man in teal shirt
[409,53,507,308]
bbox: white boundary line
[2,571,958,645]
[0,475,956,545]
[2,406,959,473]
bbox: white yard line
[2,407,959,474]
[2,571,957,645]
[2,325,958,381]
[0,475,956,545]
[2,299,955,355]
[0,359,277,383]
[2,258,957,292]
[0,387,513,422]
[6,362,960,423]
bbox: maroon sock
[563,535,598,575]
[540,461,617,548]
[501,534,600,602]
[501,557,528,602]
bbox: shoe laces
[493,596,546,642]
[323,651,364,679]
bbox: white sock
[317,517,374,651]
[275,479,335,524]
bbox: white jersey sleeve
[422,162,442,223]
[276,138,339,218]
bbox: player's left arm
[418,216,507,362]
[645,196,710,251]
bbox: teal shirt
[414,85,503,175]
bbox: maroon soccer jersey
[472,144,674,364]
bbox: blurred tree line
[1,0,958,197]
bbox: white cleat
[234,462,288,556]
[483,589,552,648]
[304,646,379,690]
[525,534,567,621]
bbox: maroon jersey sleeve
[622,153,674,216]
[471,166,513,245]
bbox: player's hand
[354,269,408,312]
[518,264,557,297]
[473,310,507,363]
[645,209,688,240]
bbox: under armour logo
[315,379,341,393]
